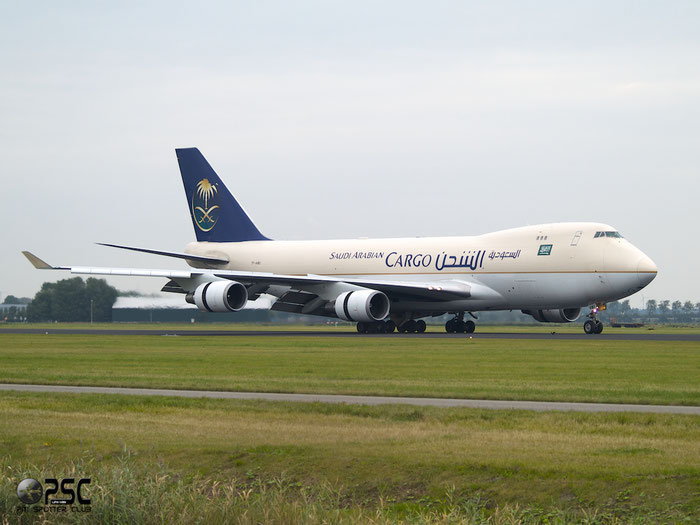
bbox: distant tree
[696,302,700,314]
[620,300,631,321]
[646,299,657,317]
[671,300,682,321]
[85,278,118,322]
[683,301,695,321]
[658,300,670,318]
[26,277,117,322]
[608,301,621,314]
[52,278,89,321]
[2,306,23,322]
[26,282,56,322]
[3,295,21,304]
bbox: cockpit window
[594,231,623,238]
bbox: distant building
[0,303,27,312]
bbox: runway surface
[1,383,698,414]
[1,328,699,341]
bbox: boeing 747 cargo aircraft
[23,148,657,334]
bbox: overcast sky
[1,1,698,306]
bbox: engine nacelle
[523,308,582,323]
[334,290,390,322]
[192,280,248,312]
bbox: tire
[445,320,455,333]
[583,320,595,334]
[415,320,426,333]
[384,320,396,333]
[455,320,467,333]
[404,320,417,333]
[594,321,604,334]
[464,320,476,334]
[357,322,366,333]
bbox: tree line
[23,277,118,322]
[598,299,700,324]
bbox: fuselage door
[570,230,583,246]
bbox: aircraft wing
[22,251,498,303]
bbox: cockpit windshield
[594,231,623,238]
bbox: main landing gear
[356,319,428,334]
[445,312,476,334]
[397,319,427,333]
[583,306,604,335]
[357,320,396,333]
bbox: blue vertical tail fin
[176,148,269,242]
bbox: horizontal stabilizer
[97,243,229,265]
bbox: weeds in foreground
[0,449,692,524]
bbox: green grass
[0,392,698,524]
[0,334,698,405]
[2,321,700,334]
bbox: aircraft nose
[636,254,657,288]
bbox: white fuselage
[184,222,657,313]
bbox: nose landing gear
[583,305,605,334]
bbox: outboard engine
[334,290,390,322]
[188,281,248,312]
[523,308,581,323]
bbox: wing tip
[22,251,54,269]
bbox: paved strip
[1,383,698,415]
[1,328,699,341]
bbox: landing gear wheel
[403,320,417,333]
[584,304,605,335]
[446,318,470,333]
[357,322,367,333]
[464,320,476,334]
[415,320,426,333]
[383,320,396,333]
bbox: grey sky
[1,1,698,305]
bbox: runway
[1,328,699,341]
[1,383,698,414]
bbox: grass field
[0,332,698,523]
[0,392,698,524]
[0,334,698,405]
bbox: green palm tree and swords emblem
[192,179,220,231]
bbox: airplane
[23,148,658,335]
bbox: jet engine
[190,280,248,312]
[334,290,390,322]
[523,308,581,323]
